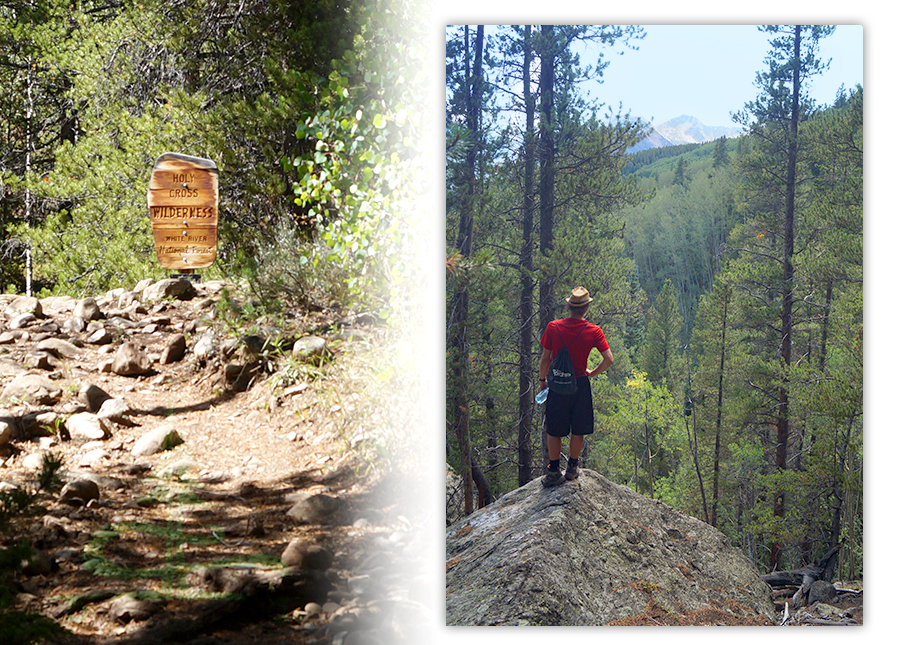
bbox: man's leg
[565,434,583,481]
[542,434,566,487]
[548,434,563,461]
[568,434,584,461]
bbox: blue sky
[580,25,864,128]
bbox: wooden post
[147,153,218,273]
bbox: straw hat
[566,286,593,307]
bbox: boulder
[9,313,36,329]
[109,592,162,624]
[292,336,329,361]
[4,296,42,319]
[86,327,114,345]
[36,338,81,359]
[281,540,334,570]
[97,397,133,425]
[132,278,154,295]
[1,373,63,405]
[445,470,776,626]
[23,350,54,370]
[73,297,103,322]
[809,579,837,605]
[112,342,152,376]
[63,316,86,333]
[0,418,12,446]
[286,493,344,524]
[160,334,186,364]
[192,331,217,358]
[142,278,196,303]
[78,383,112,412]
[66,412,111,440]
[58,479,100,506]
[131,423,183,456]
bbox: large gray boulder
[445,470,776,626]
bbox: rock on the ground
[97,397,133,424]
[112,342,152,376]
[281,540,335,570]
[4,296,42,319]
[58,479,100,507]
[1,373,63,405]
[157,458,196,478]
[108,592,163,624]
[142,278,197,303]
[192,331,217,358]
[292,336,329,361]
[286,493,344,524]
[63,317,86,334]
[66,412,111,440]
[36,338,80,359]
[131,423,183,456]
[160,334,186,364]
[809,580,837,605]
[73,297,103,322]
[445,470,776,626]
[78,383,112,412]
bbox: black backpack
[547,322,585,395]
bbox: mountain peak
[630,115,742,152]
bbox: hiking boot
[541,468,565,487]
[565,460,580,481]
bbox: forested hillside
[446,24,862,580]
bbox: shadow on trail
[67,461,397,645]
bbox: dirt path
[0,281,432,644]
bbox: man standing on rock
[538,287,613,487]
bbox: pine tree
[712,136,729,170]
[640,279,682,392]
[731,24,835,569]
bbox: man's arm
[588,349,613,378]
[538,347,552,389]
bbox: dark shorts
[545,376,594,437]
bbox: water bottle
[535,388,548,404]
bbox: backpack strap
[555,320,586,352]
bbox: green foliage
[288,0,428,320]
[598,371,681,497]
[0,488,34,529]
[37,451,64,492]
[639,279,683,391]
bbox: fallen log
[763,544,843,608]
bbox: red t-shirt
[540,318,609,378]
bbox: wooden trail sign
[147,153,219,270]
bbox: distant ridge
[630,115,743,152]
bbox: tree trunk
[771,25,801,571]
[517,25,535,486]
[537,25,556,471]
[450,25,484,516]
[711,287,729,528]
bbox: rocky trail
[0,278,431,644]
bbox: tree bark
[450,25,484,516]
[537,25,556,470]
[711,286,729,528]
[517,25,536,486]
[771,25,802,571]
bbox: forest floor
[0,281,432,644]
